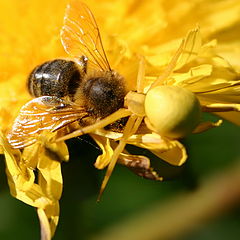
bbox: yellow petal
[150,141,187,166]
[217,41,240,71]
[37,147,63,201]
[127,132,187,166]
[172,64,213,88]
[38,208,51,240]
[93,129,187,166]
[197,83,240,104]
[0,131,52,208]
[37,203,60,240]
[43,138,69,163]
[22,144,41,169]
[91,134,114,169]
[145,28,202,76]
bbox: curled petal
[46,141,69,162]
[57,141,69,162]
[36,143,62,238]
[37,208,51,240]
[93,129,187,166]
[38,208,51,240]
[38,203,60,240]
[150,141,187,166]
[1,130,61,239]
[22,144,41,169]
[0,131,52,208]
[37,148,63,201]
[91,134,114,169]
[127,133,187,166]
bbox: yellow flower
[0,0,240,239]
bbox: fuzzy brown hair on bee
[75,70,126,118]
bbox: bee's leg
[55,108,132,142]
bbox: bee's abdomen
[27,59,81,99]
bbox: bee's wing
[7,96,87,149]
[61,0,111,71]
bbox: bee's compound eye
[144,86,201,139]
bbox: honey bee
[7,0,185,198]
[8,0,128,149]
